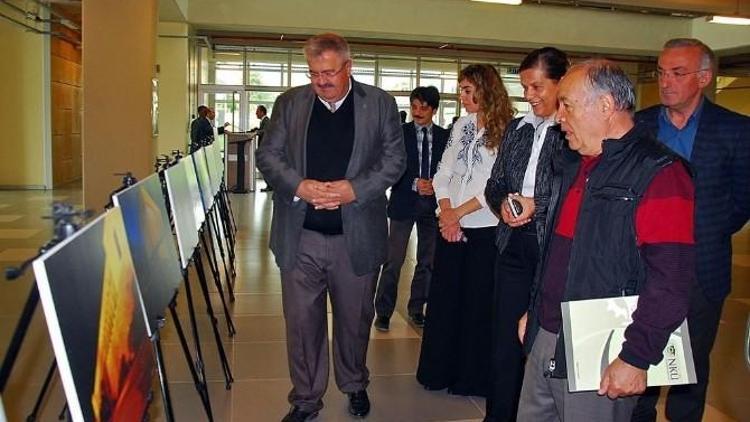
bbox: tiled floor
[0,186,747,421]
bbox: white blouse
[433,113,500,228]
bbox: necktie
[328,102,336,113]
[420,127,430,179]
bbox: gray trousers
[280,229,378,412]
[517,328,638,422]
[375,215,437,318]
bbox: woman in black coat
[483,47,569,422]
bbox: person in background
[483,47,569,422]
[374,86,449,331]
[254,105,273,192]
[190,105,230,152]
[632,38,750,422]
[400,110,408,124]
[417,64,515,397]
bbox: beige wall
[187,0,692,55]
[637,81,661,111]
[717,76,750,116]
[83,0,158,208]
[156,22,190,155]
[0,16,47,188]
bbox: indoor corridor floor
[0,187,748,421]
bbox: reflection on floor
[0,188,747,421]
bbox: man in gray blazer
[256,33,405,422]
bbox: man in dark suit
[374,86,448,331]
[256,33,405,422]
[254,105,273,192]
[255,104,270,145]
[189,105,229,152]
[633,38,750,422]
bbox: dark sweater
[303,93,355,234]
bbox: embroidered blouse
[433,113,500,228]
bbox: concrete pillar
[82,0,158,208]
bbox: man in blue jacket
[633,38,750,422]
[374,86,449,331]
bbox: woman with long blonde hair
[417,64,514,397]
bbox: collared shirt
[657,98,704,161]
[517,111,557,197]
[317,80,353,113]
[413,122,434,190]
[433,113,499,228]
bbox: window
[198,45,535,131]
[201,48,244,85]
[352,56,376,86]
[439,100,459,129]
[290,54,309,87]
[420,59,458,94]
[378,57,417,92]
[247,51,288,88]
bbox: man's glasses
[655,68,709,80]
[306,61,349,80]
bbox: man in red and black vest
[517,60,695,422]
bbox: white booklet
[561,295,696,392]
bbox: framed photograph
[32,208,154,422]
[112,174,183,336]
[164,159,204,269]
[192,148,215,211]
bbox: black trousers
[374,214,437,318]
[631,282,725,422]
[417,226,496,396]
[485,228,539,422]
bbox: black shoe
[281,406,318,422]
[409,312,425,327]
[261,186,274,192]
[374,316,390,332]
[347,390,370,417]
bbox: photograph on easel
[192,148,215,211]
[204,143,221,197]
[164,158,204,269]
[32,209,154,422]
[112,173,183,336]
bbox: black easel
[190,244,234,389]
[207,205,235,302]
[199,215,237,336]
[0,204,90,421]
[213,184,236,282]
[162,151,233,394]
[155,156,216,420]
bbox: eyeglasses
[655,68,709,80]
[306,61,349,80]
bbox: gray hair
[573,59,636,113]
[663,38,716,70]
[303,33,351,61]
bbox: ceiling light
[707,15,750,25]
[471,0,522,5]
